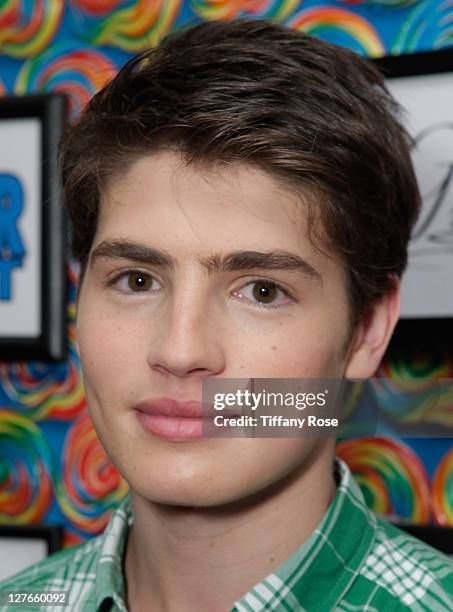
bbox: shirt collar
[94,458,376,612]
[95,493,134,611]
[233,458,377,611]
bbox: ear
[344,279,400,379]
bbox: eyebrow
[89,239,322,281]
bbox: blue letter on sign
[0,173,26,300]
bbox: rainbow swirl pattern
[339,380,366,421]
[55,412,128,533]
[67,260,81,356]
[69,0,182,51]
[62,529,86,548]
[288,6,385,57]
[191,0,299,20]
[15,45,117,116]
[432,448,453,526]
[0,0,63,58]
[370,348,453,426]
[340,0,417,6]
[337,438,431,523]
[393,1,453,52]
[0,410,53,523]
[0,347,86,422]
[69,0,124,15]
[67,259,80,330]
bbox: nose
[147,284,225,379]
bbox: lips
[134,397,222,441]
[134,397,221,419]
[134,397,243,441]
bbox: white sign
[0,117,41,337]
[387,71,453,318]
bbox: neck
[124,445,337,612]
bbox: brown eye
[127,271,153,292]
[252,280,278,304]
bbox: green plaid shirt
[1,459,452,611]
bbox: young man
[1,18,452,612]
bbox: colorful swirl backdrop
[1,1,453,543]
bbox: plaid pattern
[1,459,452,611]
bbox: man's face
[76,151,356,507]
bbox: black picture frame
[372,48,453,323]
[0,93,68,361]
[0,523,63,556]
[374,46,453,80]
[0,523,63,581]
[394,523,453,556]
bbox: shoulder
[356,517,453,611]
[0,535,103,612]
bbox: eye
[235,279,293,309]
[107,270,160,294]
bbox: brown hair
[60,17,421,326]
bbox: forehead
[101,151,302,228]
[96,151,339,277]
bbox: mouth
[133,397,241,441]
[134,397,215,417]
[134,397,218,442]
[135,411,215,441]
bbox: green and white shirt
[1,459,452,611]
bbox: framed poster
[0,94,68,361]
[395,524,453,557]
[374,48,453,321]
[0,523,62,581]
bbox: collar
[94,459,376,612]
[232,459,377,611]
[94,493,134,611]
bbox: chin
[130,480,234,508]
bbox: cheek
[233,333,342,379]
[76,308,139,394]
[233,305,345,374]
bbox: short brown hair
[60,17,421,326]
